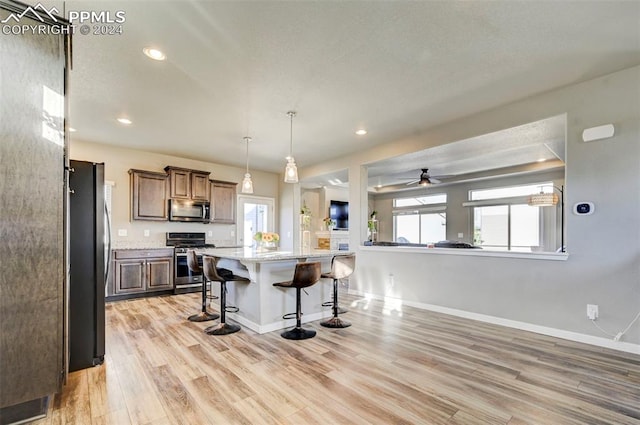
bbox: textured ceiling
[53,1,640,177]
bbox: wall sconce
[582,124,615,142]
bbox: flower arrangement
[300,203,311,216]
[254,232,280,243]
[323,217,335,229]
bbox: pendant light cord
[246,139,250,172]
[287,111,296,159]
[244,136,251,173]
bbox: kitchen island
[195,247,354,334]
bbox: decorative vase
[258,241,278,251]
[300,214,311,231]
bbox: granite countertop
[196,247,353,263]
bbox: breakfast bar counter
[195,247,354,334]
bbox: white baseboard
[228,310,332,335]
[348,290,640,355]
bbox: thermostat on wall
[573,202,594,215]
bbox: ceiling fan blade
[405,179,419,185]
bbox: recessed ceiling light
[117,117,132,125]
[143,47,166,61]
[355,129,367,136]
[537,158,546,162]
[69,127,77,132]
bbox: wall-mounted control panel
[573,202,594,215]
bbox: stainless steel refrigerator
[68,160,106,371]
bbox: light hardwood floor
[34,291,640,425]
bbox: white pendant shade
[284,157,298,183]
[242,172,254,194]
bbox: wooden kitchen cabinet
[210,180,237,224]
[191,172,210,200]
[129,169,168,221]
[111,249,174,296]
[165,166,210,201]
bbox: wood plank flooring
[33,292,640,424]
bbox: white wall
[70,140,280,247]
[296,66,640,349]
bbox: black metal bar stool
[273,262,321,340]
[202,255,250,335]
[321,254,355,328]
[186,250,220,322]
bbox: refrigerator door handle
[104,202,112,285]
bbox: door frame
[236,195,276,247]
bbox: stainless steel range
[166,232,215,294]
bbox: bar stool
[320,254,355,328]
[273,262,321,340]
[202,256,250,335]
[186,250,219,322]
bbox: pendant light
[241,136,254,194]
[284,111,298,183]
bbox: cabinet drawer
[114,249,174,260]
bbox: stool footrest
[225,306,239,313]
[322,301,333,307]
[282,312,297,320]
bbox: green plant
[323,217,335,228]
[300,202,311,216]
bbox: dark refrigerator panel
[68,160,106,372]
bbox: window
[394,193,447,207]
[393,193,447,244]
[237,196,275,247]
[473,205,539,251]
[470,183,553,200]
[469,183,551,252]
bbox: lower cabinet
[112,249,174,296]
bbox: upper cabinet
[164,166,211,201]
[129,169,168,221]
[210,180,237,224]
[130,166,237,222]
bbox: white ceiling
[56,1,639,178]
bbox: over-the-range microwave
[168,199,210,222]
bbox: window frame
[392,200,447,244]
[465,182,555,252]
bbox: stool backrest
[202,255,224,282]
[331,254,355,280]
[186,250,202,273]
[292,262,321,289]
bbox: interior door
[237,195,275,247]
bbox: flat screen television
[329,200,349,230]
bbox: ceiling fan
[404,168,442,186]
